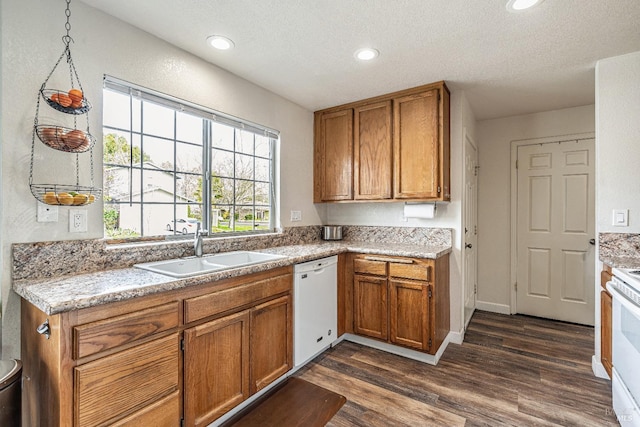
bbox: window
[102,77,278,240]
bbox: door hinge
[437,186,441,193]
[180,339,185,351]
[428,338,432,350]
[180,417,185,427]
[474,283,477,294]
[515,160,519,169]
[514,282,518,291]
[428,288,433,299]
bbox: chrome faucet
[194,222,208,257]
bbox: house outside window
[102,77,278,240]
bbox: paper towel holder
[403,202,437,219]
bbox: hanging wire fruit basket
[29,0,101,205]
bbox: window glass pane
[213,177,234,206]
[176,142,202,173]
[255,182,270,205]
[166,206,199,234]
[236,129,254,155]
[142,135,174,170]
[255,135,270,158]
[176,112,203,145]
[175,172,201,202]
[235,154,254,180]
[104,130,134,166]
[132,98,142,133]
[143,101,174,138]
[142,167,173,202]
[235,179,254,205]
[212,149,234,178]
[212,122,234,151]
[103,90,130,129]
[255,157,270,182]
[103,165,129,201]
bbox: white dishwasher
[294,256,338,367]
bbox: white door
[516,138,595,325]
[464,134,478,327]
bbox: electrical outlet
[613,209,629,227]
[290,210,302,222]
[37,202,58,222]
[69,209,88,233]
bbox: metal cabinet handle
[36,319,51,340]
[589,238,596,245]
[364,256,414,264]
[465,243,473,249]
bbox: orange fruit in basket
[68,89,83,103]
[40,127,60,148]
[56,93,72,107]
[73,194,89,205]
[63,129,87,150]
[43,191,58,205]
[57,192,74,205]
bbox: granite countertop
[600,255,640,270]
[13,241,451,315]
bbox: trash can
[0,359,22,426]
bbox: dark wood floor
[295,310,617,426]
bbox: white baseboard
[476,301,511,315]
[592,354,611,380]
[342,332,453,365]
[448,329,464,345]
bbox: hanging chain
[29,93,43,186]
[62,0,72,47]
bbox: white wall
[596,51,640,233]
[0,0,319,358]
[476,105,595,311]
[593,50,640,376]
[324,90,477,337]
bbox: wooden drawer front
[184,272,292,324]
[389,262,430,282]
[74,333,180,427]
[354,258,387,276]
[73,301,180,359]
[112,391,180,427]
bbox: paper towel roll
[403,203,436,219]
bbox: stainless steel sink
[134,251,287,278]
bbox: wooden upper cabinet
[314,108,353,202]
[394,89,440,199]
[313,81,450,203]
[354,101,392,200]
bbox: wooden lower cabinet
[184,310,250,427]
[21,266,293,426]
[353,274,388,340]
[250,295,293,394]
[347,254,449,355]
[389,279,431,351]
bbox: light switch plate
[37,202,58,222]
[290,210,302,222]
[613,209,629,227]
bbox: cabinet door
[393,89,440,199]
[184,310,250,427]
[314,109,353,202]
[389,279,430,351]
[250,295,293,394]
[354,101,392,200]
[601,290,612,377]
[353,274,388,340]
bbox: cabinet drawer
[112,391,180,427]
[184,272,292,324]
[354,259,387,276]
[389,262,430,282]
[73,301,180,359]
[74,333,180,427]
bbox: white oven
[608,268,640,426]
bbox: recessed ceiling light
[506,0,544,12]
[354,48,379,61]
[206,35,235,50]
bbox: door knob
[465,243,473,249]
[589,238,596,246]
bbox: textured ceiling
[79,0,640,120]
